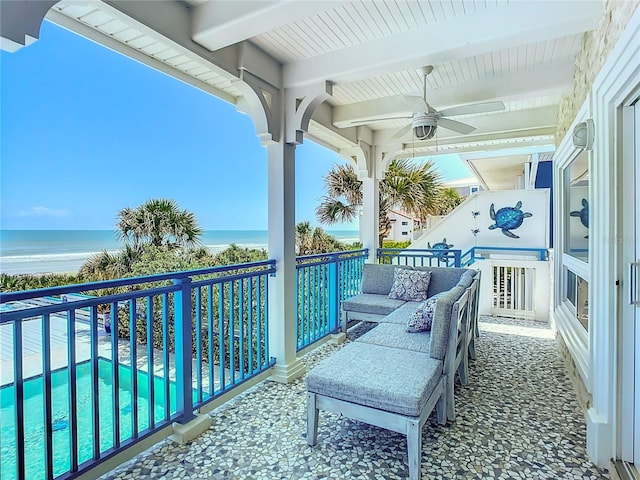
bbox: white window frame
[554,100,591,385]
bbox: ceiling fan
[391,65,506,140]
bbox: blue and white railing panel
[459,248,550,321]
[373,246,550,320]
[295,249,367,350]
[0,260,275,480]
[377,248,462,268]
[460,246,548,267]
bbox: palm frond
[324,164,362,206]
[315,197,358,225]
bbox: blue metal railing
[0,260,275,480]
[460,246,548,266]
[295,249,368,350]
[377,248,462,267]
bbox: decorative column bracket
[0,1,58,52]
[234,68,281,145]
[285,81,333,145]
[378,143,404,175]
[340,140,373,179]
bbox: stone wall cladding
[556,0,640,142]
[557,332,592,410]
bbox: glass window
[566,269,576,307]
[576,276,589,331]
[565,268,588,332]
[401,221,408,225]
[564,150,589,261]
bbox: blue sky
[0,21,470,231]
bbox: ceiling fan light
[414,124,437,140]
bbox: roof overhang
[0,0,607,171]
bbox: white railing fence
[474,258,550,321]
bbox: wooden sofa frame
[307,290,470,480]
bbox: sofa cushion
[415,266,469,297]
[342,293,406,316]
[361,264,403,295]
[457,270,476,289]
[356,322,431,354]
[388,268,431,301]
[378,301,424,325]
[306,343,442,416]
[407,292,446,333]
[429,285,465,360]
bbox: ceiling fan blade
[351,114,411,125]
[402,95,428,112]
[334,95,428,128]
[438,101,505,117]
[392,123,413,139]
[437,117,476,135]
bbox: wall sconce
[573,119,595,150]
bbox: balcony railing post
[454,250,461,267]
[328,254,339,333]
[174,277,194,423]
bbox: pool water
[0,358,178,480]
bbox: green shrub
[382,240,411,249]
[1,272,82,292]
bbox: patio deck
[98,316,609,480]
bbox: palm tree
[295,221,344,255]
[80,245,142,281]
[315,164,362,225]
[80,199,204,281]
[117,198,202,250]
[316,158,442,243]
[80,250,120,281]
[295,221,314,255]
[434,187,464,215]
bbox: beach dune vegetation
[80,199,209,282]
[0,272,82,291]
[2,200,361,370]
[295,221,346,255]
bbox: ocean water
[0,230,359,275]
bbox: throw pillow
[388,268,431,301]
[407,292,446,333]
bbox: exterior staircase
[411,189,550,258]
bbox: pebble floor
[100,316,609,480]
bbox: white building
[443,176,483,197]
[385,210,418,242]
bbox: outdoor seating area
[308,265,479,479]
[96,316,608,480]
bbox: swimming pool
[0,358,178,480]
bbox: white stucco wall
[556,0,640,141]
[553,4,640,468]
[411,189,550,255]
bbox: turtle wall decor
[428,238,454,259]
[570,198,589,238]
[488,201,533,239]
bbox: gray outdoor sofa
[306,264,479,480]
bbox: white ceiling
[39,0,606,188]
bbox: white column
[266,140,305,383]
[240,80,329,384]
[360,176,380,264]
